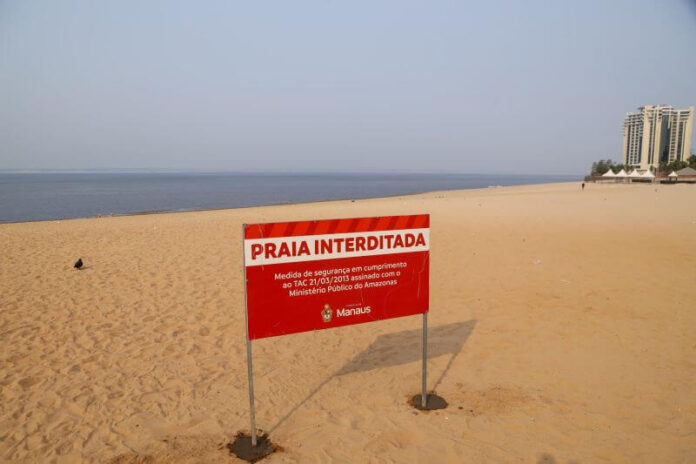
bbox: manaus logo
[321,304,332,323]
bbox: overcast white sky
[1,0,695,174]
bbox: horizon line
[0,168,584,177]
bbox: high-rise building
[622,105,694,170]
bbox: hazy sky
[1,1,695,174]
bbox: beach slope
[1,182,695,463]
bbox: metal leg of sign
[245,337,257,447]
[241,226,257,448]
[421,312,428,409]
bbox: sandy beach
[1,181,695,463]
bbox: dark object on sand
[227,431,278,463]
[409,393,448,411]
[74,258,83,269]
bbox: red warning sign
[243,214,430,339]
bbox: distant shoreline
[0,180,583,226]
[0,169,583,176]
[0,173,581,224]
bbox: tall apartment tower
[622,105,694,170]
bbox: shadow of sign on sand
[336,320,477,377]
[270,320,476,433]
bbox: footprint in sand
[18,376,40,389]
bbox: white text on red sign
[244,228,430,266]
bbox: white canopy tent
[668,171,678,178]
[602,169,616,177]
[628,169,642,178]
[641,170,655,178]
[615,169,628,178]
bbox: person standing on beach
[581,182,585,191]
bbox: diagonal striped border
[244,214,429,239]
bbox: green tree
[611,163,625,174]
[590,159,616,175]
[658,160,689,173]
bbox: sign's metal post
[421,311,428,408]
[245,333,257,446]
[242,225,258,447]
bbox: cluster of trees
[590,159,625,175]
[591,154,696,175]
[657,155,696,173]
